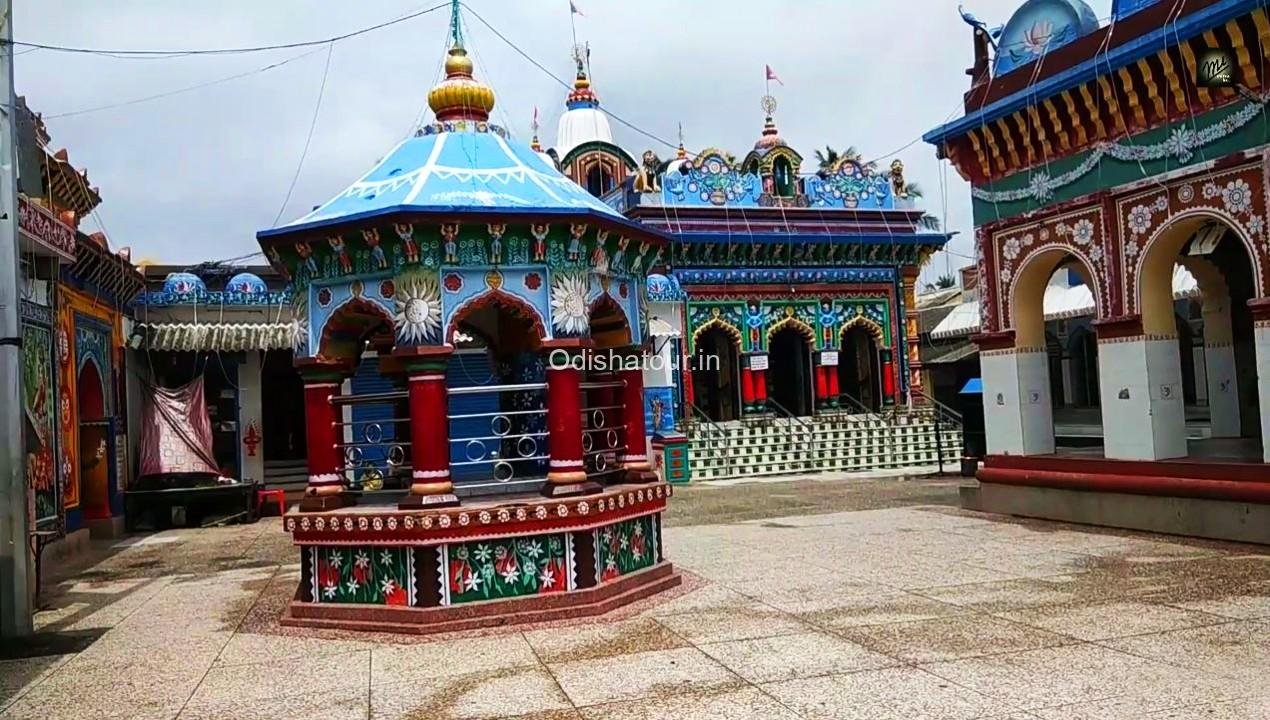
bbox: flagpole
[570,2,578,56]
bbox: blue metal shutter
[349,356,399,484]
[446,350,499,485]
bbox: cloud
[17,0,1112,278]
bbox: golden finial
[427,2,495,122]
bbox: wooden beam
[1181,36,1213,106]
[1027,104,1054,160]
[1156,47,1189,115]
[995,117,1022,171]
[980,122,1005,176]
[1097,75,1128,136]
[1012,111,1035,166]
[1253,8,1270,69]
[1135,58,1167,122]
[1226,19,1259,90]
[965,128,992,179]
[1042,97,1071,153]
[1078,83,1108,141]
[1060,90,1089,147]
[1116,66,1148,130]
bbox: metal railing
[766,397,819,473]
[449,381,549,494]
[581,379,626,481]
[333,391,409,489]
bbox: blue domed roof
[225,272,266,295]
[994,0,1100,76]
[163,272,206,296]
[259,122,638,239]
[646,273,686,302]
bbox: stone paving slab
[6,474,1270,719]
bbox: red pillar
[543,340,599,497]
[827,359,841,407]
[815,364,829,409]
[296,358,350,512]
[617,362,656,483]
[395,346,459,509]
[752,356,769,411]
[880,349,897,405]
[740,366,755,413]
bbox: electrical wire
[5,2,450,57]
[273,42,335,226]
[45,47,328,119]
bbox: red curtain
[139,376,220,480]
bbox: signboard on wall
[748,354,769,371]
[820,351,839,367]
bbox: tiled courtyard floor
[3,473,1270,719]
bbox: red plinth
[753,368,768,408]
[815,365,829,406]
[827,363,841,404]
[881,355,896,403]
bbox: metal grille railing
[449,382,549,495]
[333,391,409,490]
[581,379,626,481]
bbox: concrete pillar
[1253,300,1270,462]
[981,349,1054,456]
[1203,344,1241,438]
[237,351,264,485]
[1192,345,1208,404]
[1098,338,1187,461]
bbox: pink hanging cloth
[138,376,221,481]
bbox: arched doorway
[768,323,814,417]
[839,324,882,411]
[1003,247,1104,455]
[448,293,549,493]
[1137,216,1262,457]
[583,294,633,481]
[77,360,111,520]
[321,298,401,492]
[691,324,741,422]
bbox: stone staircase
[686,405,963,482]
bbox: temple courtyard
[3,474,1270,720]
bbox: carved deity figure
[530,223,550,262]
[568,223,588,262]
[294,241,317,275]
[632,150,662,193]
[328,236,352,274]
[890,159,908,199]
[362,228,388,269]
[440,223,461,264]
[487,223,506,265]
[393,223,419,264]
[591,230,611,275]
[611,235,630,273]
[628,240,651,274]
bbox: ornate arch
[994,205,1110,333]
[1009,244,1103,349]
[691,317,741,352]
[840,315,886,346]
[588,292,632,348]
[1119,165,1269,318]
[444,288,549,346]
[317,296,394,361]
[766,316,815,344]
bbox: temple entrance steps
[264,459,309,494]
[685,409,963,482]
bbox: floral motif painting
[22,323,58,524]
[445,534,571,604]
[310,546,415,605]
[596,515,658,583]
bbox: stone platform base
[280,483,678,635]
[976,454,1270,544]
[283,563,681,635]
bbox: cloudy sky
[18,0,1113,286]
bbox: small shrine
[256,5,677,631]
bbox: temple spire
[427,0,495,122]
